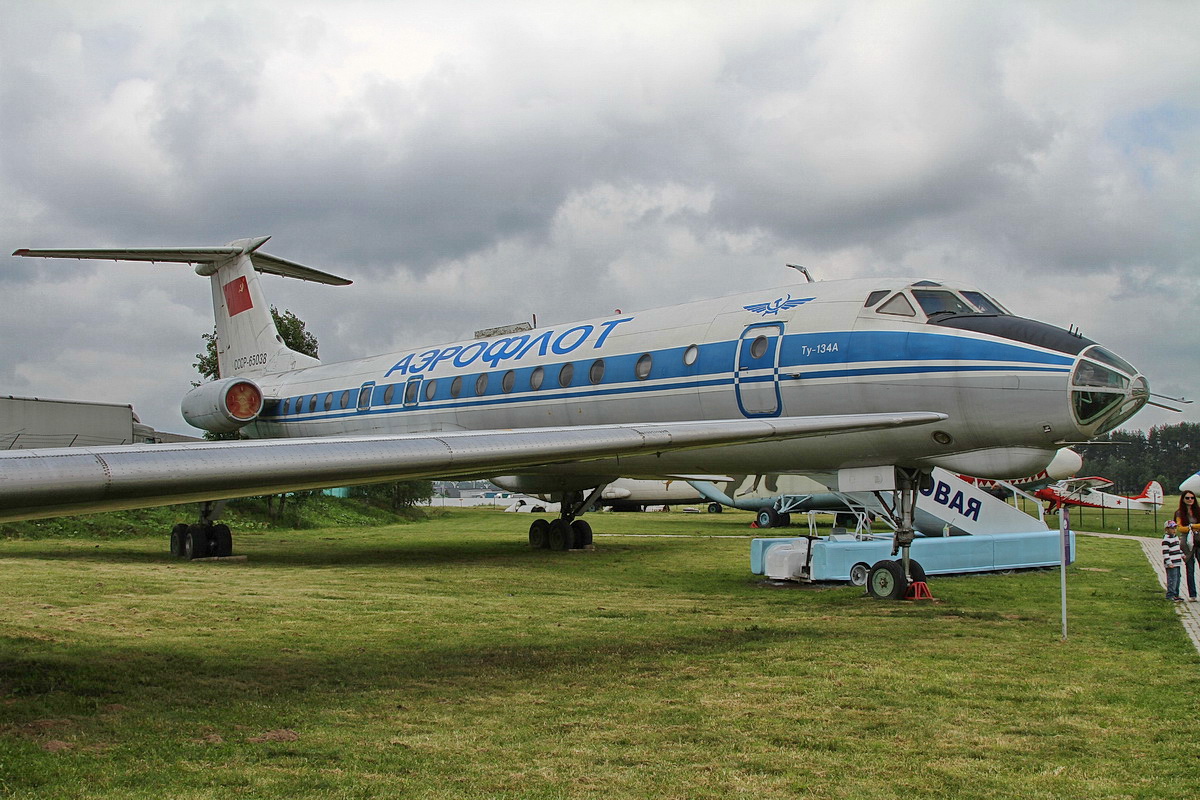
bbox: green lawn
[1,508,1197,798]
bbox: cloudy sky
[2,0,1197,441]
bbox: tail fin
[13,236,351,378]
[1136,481,1164,504]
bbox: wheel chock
[905,581,934,600]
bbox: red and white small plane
[1033,477,1163,511]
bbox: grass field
[2,507,1198,799]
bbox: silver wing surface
[0,413,944,522]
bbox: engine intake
[181,377,264,433]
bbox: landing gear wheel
[777,512,792,528]
[849,562,871,587]
[211,524,233,558]
[570,519,593,548]
[756,506,781,529]
[707,502,723,514]
[169,524,189,558]
[183,525,210,560]
[867,559,908,600]
[907,559,927,584]
[528,519,550,549]
[547,519,576,551]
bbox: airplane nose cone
[1181,472,1200,495]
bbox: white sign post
[1060,507,1070,640]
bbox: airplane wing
[0,412,944,523]
[1056,476,1114,492]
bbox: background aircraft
[5,238,1150,595]
[1033,477,1164,511]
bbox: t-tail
[12,236,351,433]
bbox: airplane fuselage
[237,277,1145,483]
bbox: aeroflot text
[384,318,635,378]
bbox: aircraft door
[734,323,783,417]
[356,382,375,412]
[403,376,422,407]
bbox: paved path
[1082,530,1200,652]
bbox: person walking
[1175,491,1200,602]
[1163,520,1184,602]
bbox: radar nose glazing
[1070,346,1148,433]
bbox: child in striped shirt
[1164,520,1184,602]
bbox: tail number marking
[233,353,268,371]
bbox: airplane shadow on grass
[0,533,692,568]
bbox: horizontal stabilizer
[13,237,352,286]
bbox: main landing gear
[865,468,934,600]
[527,488,601,551]
[169,501,234,559]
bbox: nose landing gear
[865,468,935,600]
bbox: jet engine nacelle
[181,377,264,433]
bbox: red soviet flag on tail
[222,276,253,316]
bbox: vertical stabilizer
[1135,481,1164,505]
[202,240,319,377]
[12,236,351,379]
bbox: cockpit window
[961,291,1007,315]
[912,290,974,317]
[1084,346,1136,377]
[1073,390,1124,425]
[877,293,916,317]
[1072,360,1130,390]
[864,290,888,308]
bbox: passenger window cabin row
[266,347,693,417]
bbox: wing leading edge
[0,413,945,523]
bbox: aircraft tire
[169,524,189,558]
[212,524,233,558]
[547,519,575,551]
[867,559,907,600]
[777,512,792,527]
[528,519,550,549]
[756,507,781,529]
[907,559,927,584]
[849,562,871,587]
[707,503,723,514]
[570,519,593,548]
[183,525,210,560]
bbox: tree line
[1073,422,1199,494]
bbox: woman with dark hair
[1175,491,1200,602]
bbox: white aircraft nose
[1181,472,1200,495]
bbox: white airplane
[1181,472,1200,495]
[1033,477,1164,511]
[5,237,1150,586]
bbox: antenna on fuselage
[787,264,814,282]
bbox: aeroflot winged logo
[742,294,814,316]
